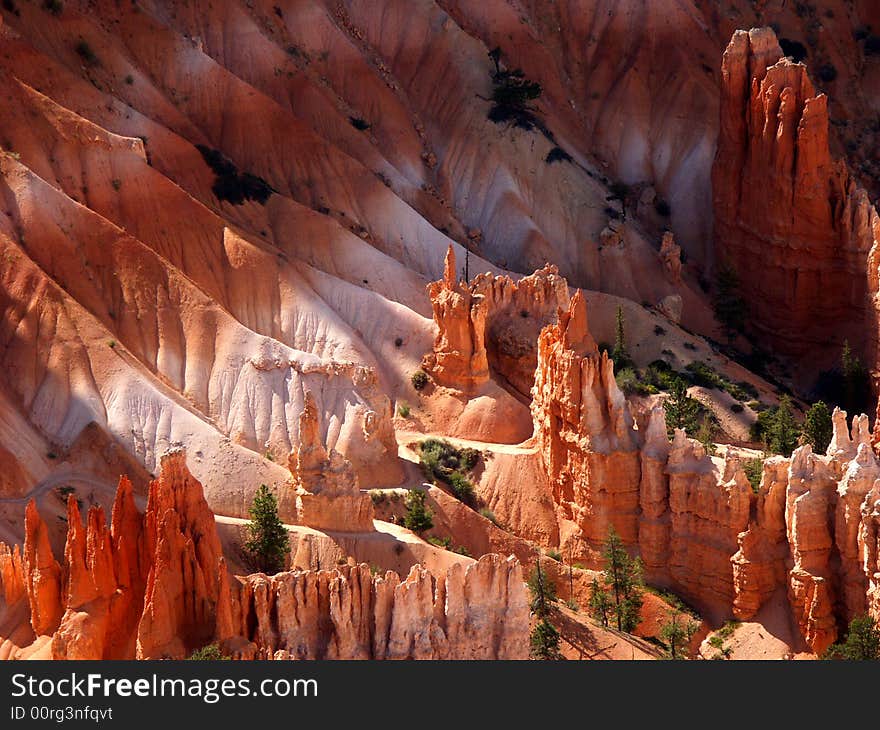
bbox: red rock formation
[713,27,880,364]
[638,406,672,583]
[0,543,25,608]
[229,554,528,660]
[22,500,62,637]
[666,434,752,612]
[291,392,376,533]
[470,264,570,398]
[0,451,527,660]
[835,444,879,620]
[423,247,491,391]
[731,456,789,619]
[136,448,229,659]
[0,450,229,658]
[658,232,682,285]
[531,290,640,552]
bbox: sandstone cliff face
[290,392,375,532]
[729,413,880,654]
[0,450,230,659]
[666,435,752,611]
[530,291,640,553]
[471,264,570,399]
[229,554,528,660]
[423,246,572,399]
[524,284,880,652]
[713,27,880,367]
[423,247,491,392]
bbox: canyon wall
[229,554,527,660]
[712,27,880,368]
[526,292,880,653]
[0,450,527,660]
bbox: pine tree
[664,378,701,438]
[588,578,612,627]
[601,527,643,633]
[713,263,747,343]
[824,615,880,660]
[767,396,800,457]
[611,305,630,368]
[527,562,562,659]
[660,608,698,660]
[529,618,562,660]
[244,484,291,574]
[403,489,433,533]
[803,401,833,453]
[842,615,880,660]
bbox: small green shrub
[403,489,433,533]
[410,370,429,391]
[479,507,498,526]
[743,458,763,494]
[427,535,451,549]
[75,40,99,66]
[188,644,227,660]
[730,403,744,413]
[547,549,562,562]
[545,146,572,164]
[397,403,411,418]
[369,489,386,505]
[448,471,476,505]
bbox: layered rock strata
[228,554,528,660]
[291,392,375,532]
[424,246,570,397]
[713,27,880,363]
[0,451,526,659]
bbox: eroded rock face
[22,500,62,638]
[729,417,880,655]
[0,452,527,660]
[471,264,570,398]
[666,435,752,611]
[423,247,491,391]
[0,450,228,658]
[658,232,682,285]
[424,248,571,398]
[531,290,640,551]
[290,392,375,533]
[229,554,528,660]
[713,27,880,363]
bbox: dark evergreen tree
[588,578,612,627]
[767,396,800,457]
[665,378,701,438]
[244,484,291,574]
[403,489,433,533]
[824,615,880,660]
[601,527,643,633]
[713,263,747,343]
[527,562,557,619]
[659,608,698,660]
[803,401,833,453]
[611,305,631,369]
[529,619,562,660]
